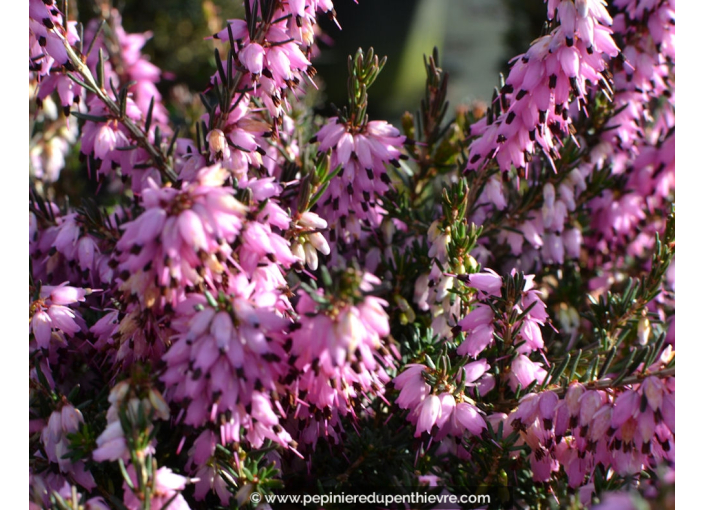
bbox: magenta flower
[210,18,312,119]
[313,117,405,243]
[448,401,487,437]
[414,394,442,437]
[508,355,547,392]
[123,466,191,510]
[288,274,394,443]
[467,269,502,297]
[240,42,266,76]
[40,404,96,490]
[116,165,248,307]
[30,283,86,351]
[29,0,80,68]
[84,10,170,125]
[161,284,292,449]
[394,364,431,409]
[457,324,495,358]
[461,359,491,386]
[465,0,618,173]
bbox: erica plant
[29,0,674,509]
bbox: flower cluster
[466,0,619,173]
[393,362,487,441]
[313,118,405,244]
[92,379,170,463]
[161,286,292,448]
[30,0,80,105]
[209,3,315,123]
[85,10,170,127]
[508,374,675,489]
[288,272,395,444]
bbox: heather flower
[394,364,431,410]
[116,165,246,307]
[508,355,547,392]
[412,394,441,437]
[37,73,81,113]
[93,381,169,462]
[84,10,169,125]
[210,18,312,119]
[79,95,142,179]
[27,0,676,500]
[39,404,96,490]
[457,270,550,361]
[290,211,331,270]
[457,322,494,358]
[394,364,485,440]
[466,0,619,173]
[288,274,394,438]
[461,359,491,387]
[30,283,87,351]
[313,117,404,243]
[202,97,269,181]
[467,269,502,297]
[123,466,192,510]
[29,0,80,69]
[161,285,292,448]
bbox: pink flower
[592,492,639,510]
[240,43,266,75]
[467,269,503,296]
[93,421,128,462]
[457,324,495,357]
[611,390,639,428]
[30,283,86,350]
[123,466,191,510]
[466,0,619,173]
[508,355,547,392]
[519,318,544,352]
[414,394,441,437]
[452,402,486,436]
[458,304,494,330]
[394,364,431,409]
[40,405,95,490]
[462,359,491,384]
[116,165,249,307]
[313,116,404,242]
[288,282,393,440]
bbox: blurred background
[74,0,546,123]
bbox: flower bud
[291,241,305,262]
[206,129,229,160]
[299,211,327,230]
[303,242,318,270]
[565,383,585,416]
[637,315,651,346]
[149,388,171,420]
[308,232,330,255]
[642,377,664,411]
[61,404,83,433]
